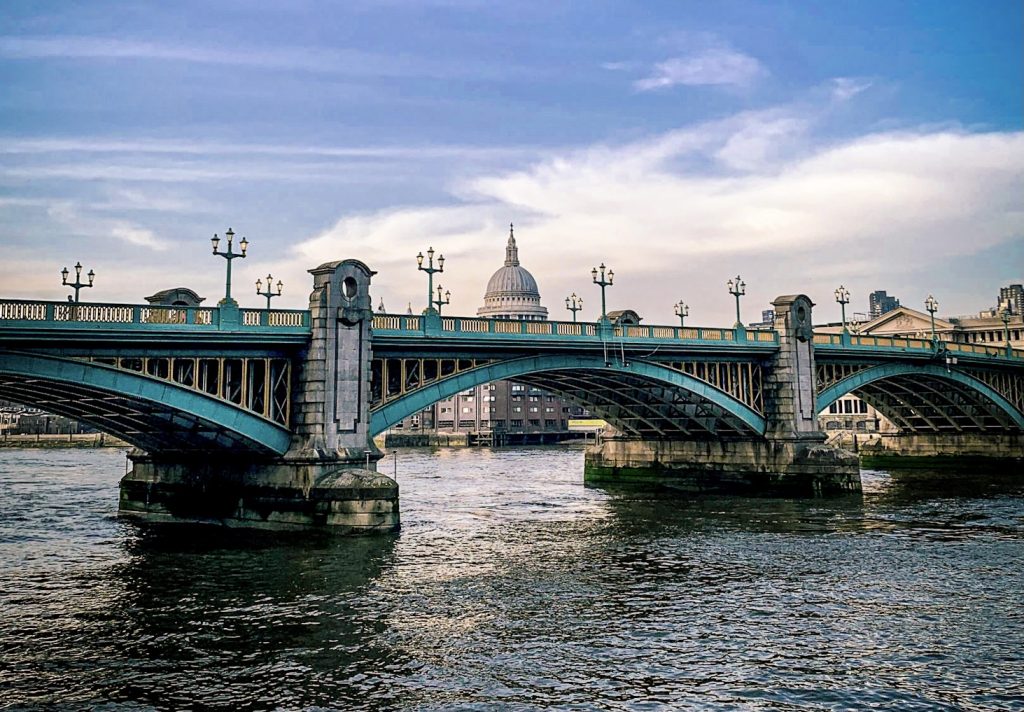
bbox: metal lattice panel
[370,357,494,408]
[660,360,765,414]
[962,367,1024,415]
[78,356,292,427]
[816,362,872,393]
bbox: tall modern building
[998,284,1024,315]
[391,225,588,444]
[868,290,900,319]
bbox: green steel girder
[370,354,766,437]
[817,363,1024,433]
[0,351,292,454]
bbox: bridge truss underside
[855,375,1020,433]
[0,353,292,455]
[818,363,1024,435]
[370,354,767,439]
[511,369,757,438]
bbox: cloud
[45,203,169,251]
[831,77,873,102]
[109,223,167,251]
[0,34,530,81]
[284,115,1023,325]
[633,48,766,91]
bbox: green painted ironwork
[816,362,1024,430]
[371,313,780,348]
[370,353,767,437]
[0,352,293,454]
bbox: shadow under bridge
[370,353,767,439]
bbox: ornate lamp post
[416,247,444,314]
[591,263,614,322]
[432,284,451,315]
[211,228,248,304]
[256,274,283,310]
[565,293,583,322]
[674,300,689,327]
[834,285,850,333]
[1000,301,1013,355]
[727,275,746,327]
[924,294,939,343]
[61,262,95,302]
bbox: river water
[1,446,1022,711]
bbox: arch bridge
[1,261,1022,528]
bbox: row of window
[827,399,869,414]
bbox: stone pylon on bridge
[119,260,400,531]
[584,295,861,495]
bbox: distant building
[868,290,900,319]
[476,226,548,321]
[817,304,1023,349]
[747,309,775,329]
[998,284,1024,315]
[392,226,588,445]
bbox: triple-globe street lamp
[416,247,445,314]
[256,274,283,310]
[674,300,689,327]
[565,293,583,322]
[211,228,248,303]
[61,262,95,302]
[924,294,939,342]
[591,263,614,322]
[834,285,851,333]
[727,275,746,328]
[433,284,451,315]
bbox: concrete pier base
[119,452,400,532]
[584,435,861,496]
[859,433,1024,471]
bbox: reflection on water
[1,446,1022,710]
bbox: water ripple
[1,446,1022,710]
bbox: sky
[1,0,1021,326]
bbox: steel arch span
[0,352,293,454]
[816,363,1024,434]
[369,354,766,439]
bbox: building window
[511,384,525,392]
[529,419,541,426]
[511,419,523,427]
[529,396,540,402]
[513,406,522,413]
[545,407,555,413]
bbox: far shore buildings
[389,227,591,445]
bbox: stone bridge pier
[119,260,400,531]
[584,295,861,495]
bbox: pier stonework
[119,260,399,531]
[583,295,861,495]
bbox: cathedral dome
[477,225,548,320]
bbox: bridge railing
[372,313,779,345]
[0,299,310,331]
[813,331,1024,361]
